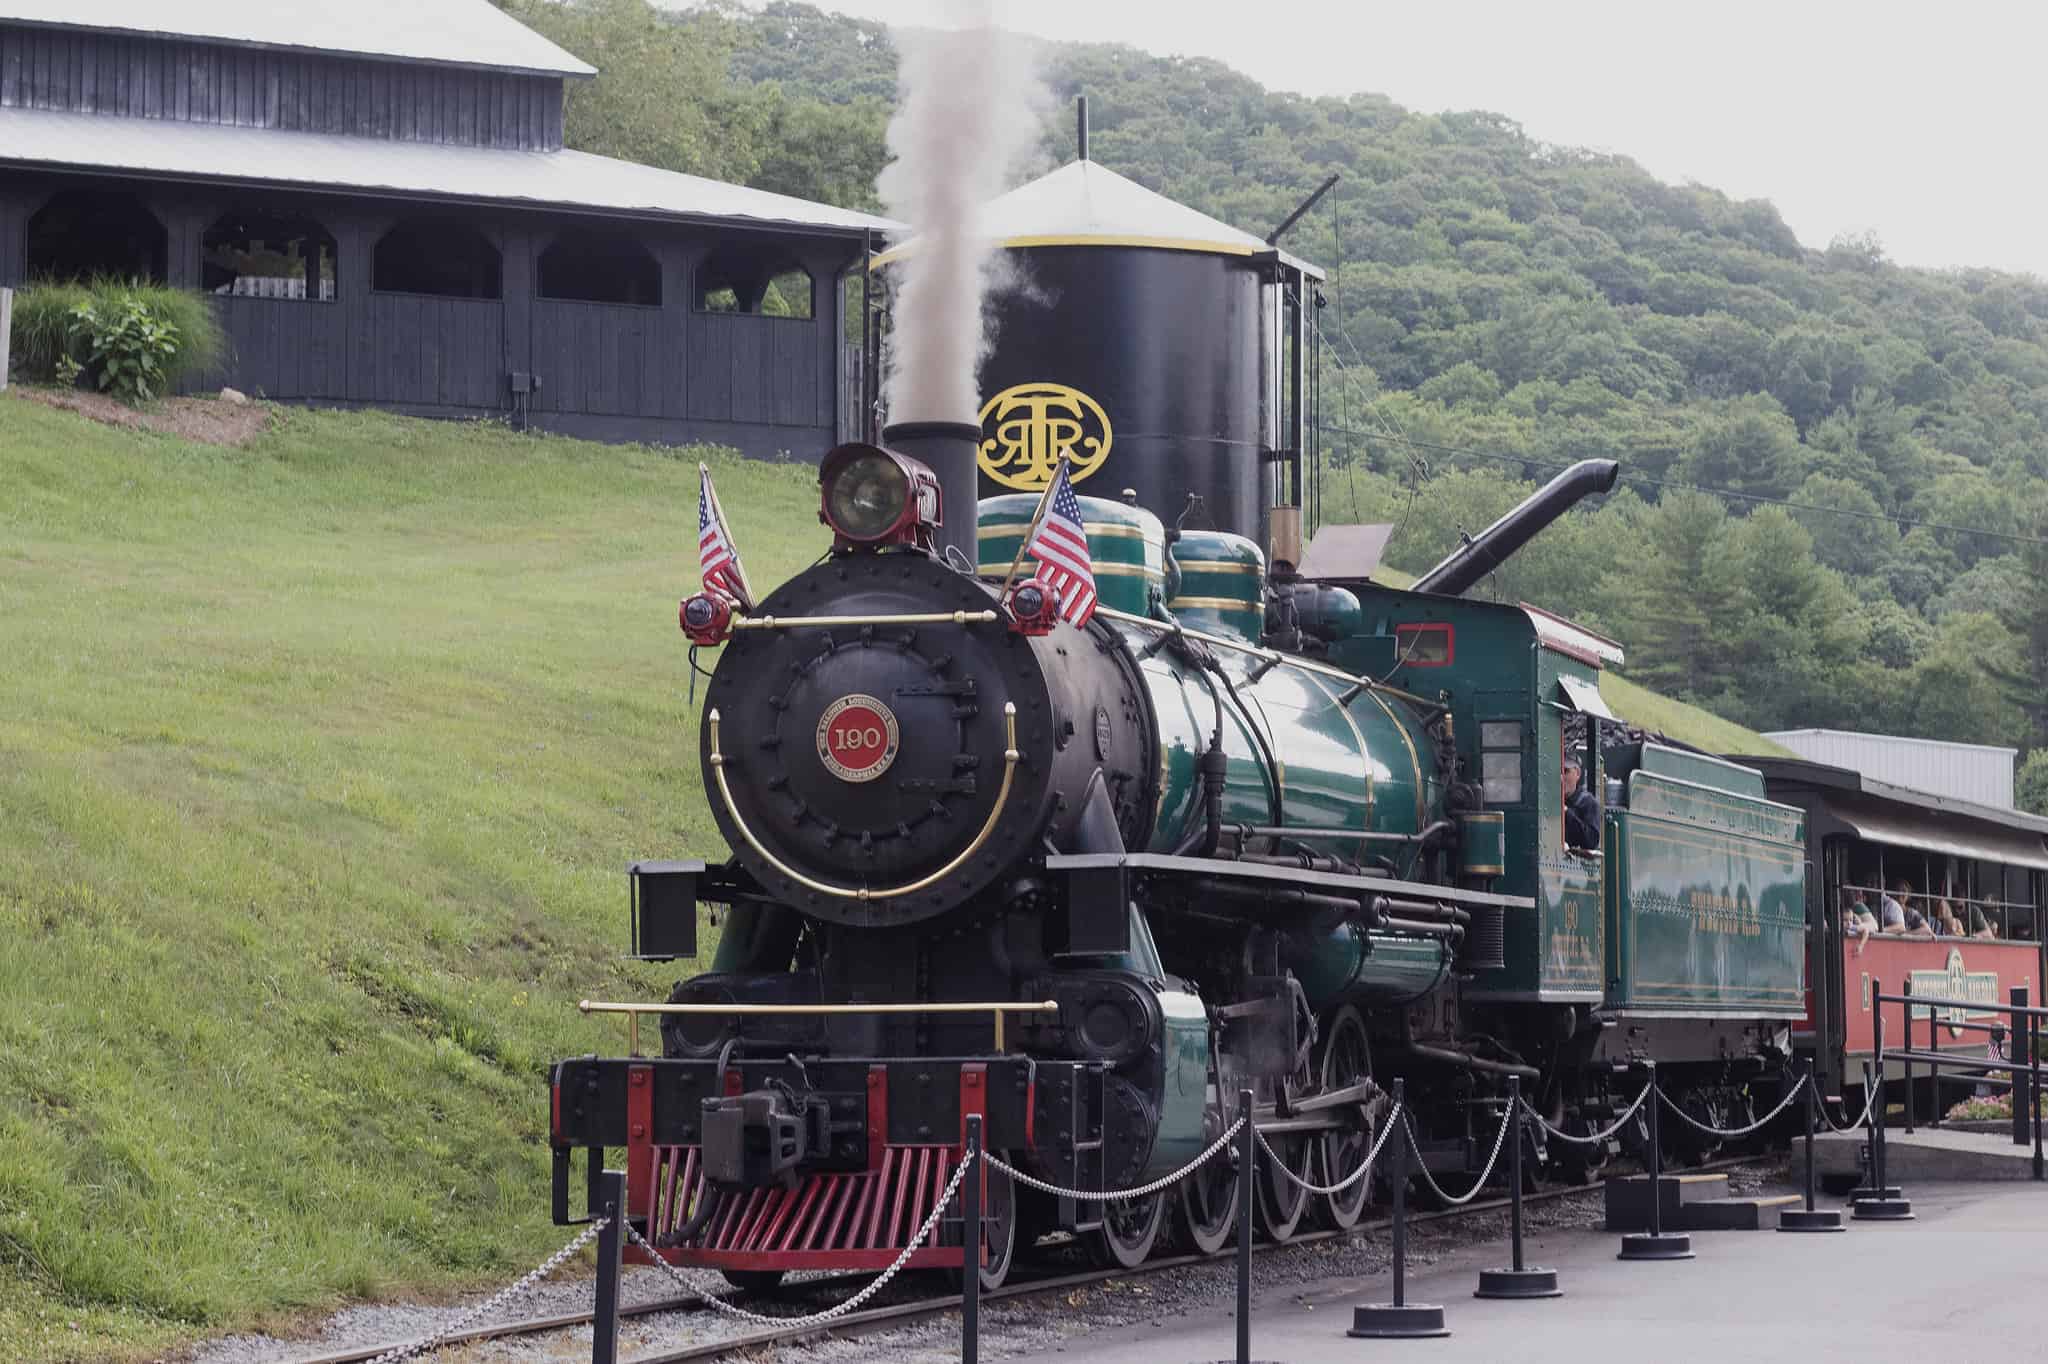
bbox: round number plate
[815,694,901,783]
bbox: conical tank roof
[873,159,1321,276]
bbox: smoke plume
[877,4,1047,424]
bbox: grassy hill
[0,395,1779,1360]
[0,396,831,1361]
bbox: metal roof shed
[0,0,596,77]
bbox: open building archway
[538,225,662,306]
[204,208,338,301]
[372,218,502,298]
[696,244,812,318]
[27,189,168,282]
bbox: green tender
[1603,767,1807,1015]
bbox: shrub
[9,278,90,378]
[8,277,225,402]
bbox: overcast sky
[779,0,2048,279]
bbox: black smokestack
[1411,459,1620,597]
[882,420,981,567]
[1077,94,1089,161]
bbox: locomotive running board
[1046,852,1534,912]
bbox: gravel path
[179,1158,1796,1364]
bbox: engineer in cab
[1563,757,1601,851]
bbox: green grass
[0,397,823,1362]
[1366,565,1788,757]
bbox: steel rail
[317,1152,1764,1364]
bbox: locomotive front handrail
[1093,604,1443,714]
[707,701,1020,904]
[577,997,1062,1053]
[730,609,1002,630]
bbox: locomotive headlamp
[1006,576,1061,636]
[680,591,734,646]
[818,442,942,549]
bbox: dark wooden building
[0,0,892,456]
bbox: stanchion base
[1617,1232,1693,1261]
[1851,1197,1914,1221]
[1777,1208,1845,1233]
[1847,1185,1903,1204]
[1473,1267,1562,1299]
[1348,1303,1450,1338]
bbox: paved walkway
[1818,1124,2046,1180]
[1005,1183,2048,1363]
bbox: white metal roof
[1835,800,2048,872]
[1520,601,1626,667]
[0,106,898,236]
[1763,728,2017,757]
[0,0,595,77]
[874,158,1322,277]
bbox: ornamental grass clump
[7,276,224,402]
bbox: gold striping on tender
[977,521,1164,546]
[1166,595,1260,612]
[981,561,1163,580]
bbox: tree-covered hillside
[503,0,2048,804]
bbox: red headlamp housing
[680,591,735,647]
[1006,575,1062,636]
[817,442,943,551]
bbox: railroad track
[295,1152,1768,1364]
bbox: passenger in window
[1562,758,1600,850]
[1844,889,1878,955]
[1933,900,1965,937]
[1879,881,1931,938]
[1968,902,1998,940]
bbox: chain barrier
[1819,1077,1882,1135]
[628,1149,975,1329]
[1401,1103,1514,1207]
[362,1218,609,1364]
[1654,1074,1810,1140]
[1255,1101,1404,1197]
[984,1116,1246,1203]
[1517,1080,1654,1147]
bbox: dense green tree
[2018,750,2048,817]
[503,0,766,181]
[1674,395,1807,500]
[1792,473,1894,578]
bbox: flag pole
[995,455,1070,601]
[700,462,756,611]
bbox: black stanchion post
[1476,1075,1562,1296]
[1619,1062,1692,1260]
[2013,987,2031,1149]
[2031,1004,2043,1181]
[1349,1079,1448,1338]
[592,1169,624,1364]
[1780,1060,1843,1233]
[962,1113,981,1364]
[1235,1088,1252,1364]
[1902,979,1916,1134]
[1855,982,1913,1220]
[1928,980,1941,1129]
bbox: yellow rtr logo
[976,382,1113,490]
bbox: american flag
[1023,461,1097,626]
[698,464,753,608]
